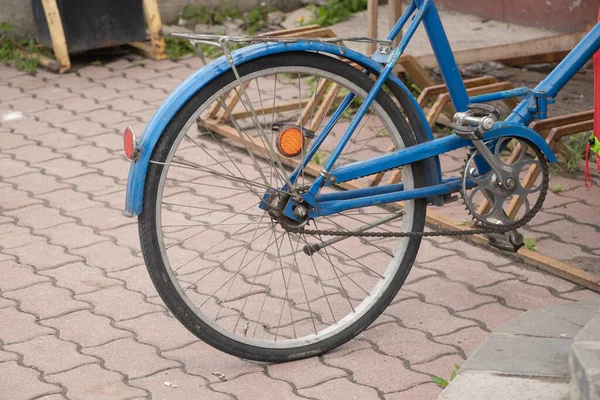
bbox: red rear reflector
[124,126,137,160]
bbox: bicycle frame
[276,0,600,220]
[124,0,600,219]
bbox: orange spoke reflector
[277,126,304,158]
[123,126,137,160]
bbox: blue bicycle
[124,0,600,361]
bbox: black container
[31,0,146,53]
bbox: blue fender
[481,122,557,162]
[124,41,440,217]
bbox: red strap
[585,143,593,188]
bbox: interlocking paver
[0,361,62,400]
[39,188,101,213]
[0,260,50,292]
[477,280,572,310]
[0,224,46,249]
[386,383,442,399]
[0,185,43,210]
[404,276,496,311]
[82,337,179,379]
[115,312,197,350]
[4,241,82,270]
[213,371,299,400]
[1,157,40,177]
[6,203,74,231]
[419,256,515,287]
[76,286,163,320]
[5,282,90,319]
[326,348,429,392]
[298,377,381,400]
[268,357,347,389]
[0,307,54,344]
[108,265,158,297]
[456,302,523,330]
[40,262,121,294]
[163,341,263,383]
[131,369,232,400]
[360,323,457,365]
[0,130,35,150]
[43,310,132,348]
[71,241,142,272]
[45,364,146,400]
[6,144,63,165]
[40,222,109,249]
[6,171,70,195]
[5,334,98,374]
[435,326,491,357]
[36,157,96,179]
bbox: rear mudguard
[124,42,555,217]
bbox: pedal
[485,229,524,252]
[451,104,500,140]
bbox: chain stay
[279,144,550,239]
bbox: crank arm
[302,210,404,255]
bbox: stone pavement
[1,55,600,400]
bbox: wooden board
[40,0,70,73]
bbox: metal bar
[314,178,462,217]
[469,87,531,104]
[386,0,416,42]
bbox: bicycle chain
[279,150,550,239]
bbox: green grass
[431,364,460,388]
[309,0,368,27]
[180,1,272,35]
[523,237,538,252]
[0,22,51,75]
[550,184,566,194]
[311,150,329,166]
[164,36,243,60]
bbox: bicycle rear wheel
[139,52,427,362]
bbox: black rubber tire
[138,52,428,362]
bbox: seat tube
[417,0,469,111]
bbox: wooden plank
[389,0,403,46]
[40,0,70,73]
[230,98,312,120]
[297,79,331,127]
[139,0,167,60]
[398,55,437,89]
[218,81,251,122]
[416,31,587,68]
[14,47,60,73]
[498,50,570,67]
[417,76,497,108]
[310,83,341,132]
[529,110,594,135]
[367,0,378,54]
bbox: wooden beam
[389,0,403,47]
[142,0,167,60]
[416,31,587,68]
[40,0,70,73]
[398,55,437,89]
[367,0,378,54]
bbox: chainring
[461,137,549,228]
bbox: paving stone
[321,338,374,360]
[6,171,70,195]
[88,132,125,152]
[0,157,40,177]
[496,308,583,339]
[40,262,121,294]
[298,377,381,400]
[35,395,69,400]
[411,353,465,380]
[0,223,45,249]
[5,282,90,319]
[40,222,109,249]
[0,296,18,309]
[5,241,83,270]
[533,239,593,262]
[0,85,28,101]
[435,326,490,357]
[86,108,131,125]
[36,157,96,179]
[43,310,132,348]
[10,97,53,113]
[72,241,142,272]
[497,264,578,292]
[64,145,118,164]
[115,312,197,351]
[360,322,456,365]
[6,203,74,231]
[0,348,19,362]
[385,382,442,400]
[57,119,111,137]
[34,108,79,124]
[82,337,179,379]
[560,289,600,302]
[213,371,298,400]
[76,286,163,321]
[414,239,457,263]
[439,371,569,400]
[0,130,35,150]
[101,76,147,91]
[420,255,515,287]
[163,341,263,383]
[0,185,43,210]
[456,302,523,331]
[525,210,564,227]
[58,96,106,114]
[267,357,347,389]
[463,333,571,377]
[6,334,98,374]
[108,265,158,297]
[101,223,140,251]
[533,219,600,250]
[326,348,429,392]
[34,85,76,101]
[0,307,54,344]
[385,298,477,336]
[6,144,64,164]
[46,363,146,400]
[131,369,231,400]
[405,265,439,284]
[404,276,496,312]
[37,189,99,213]
[478,280,571,310]
[64,174,122,197]
[92,158,129,181]
[0,260,50,292]
[0,361,62,400]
